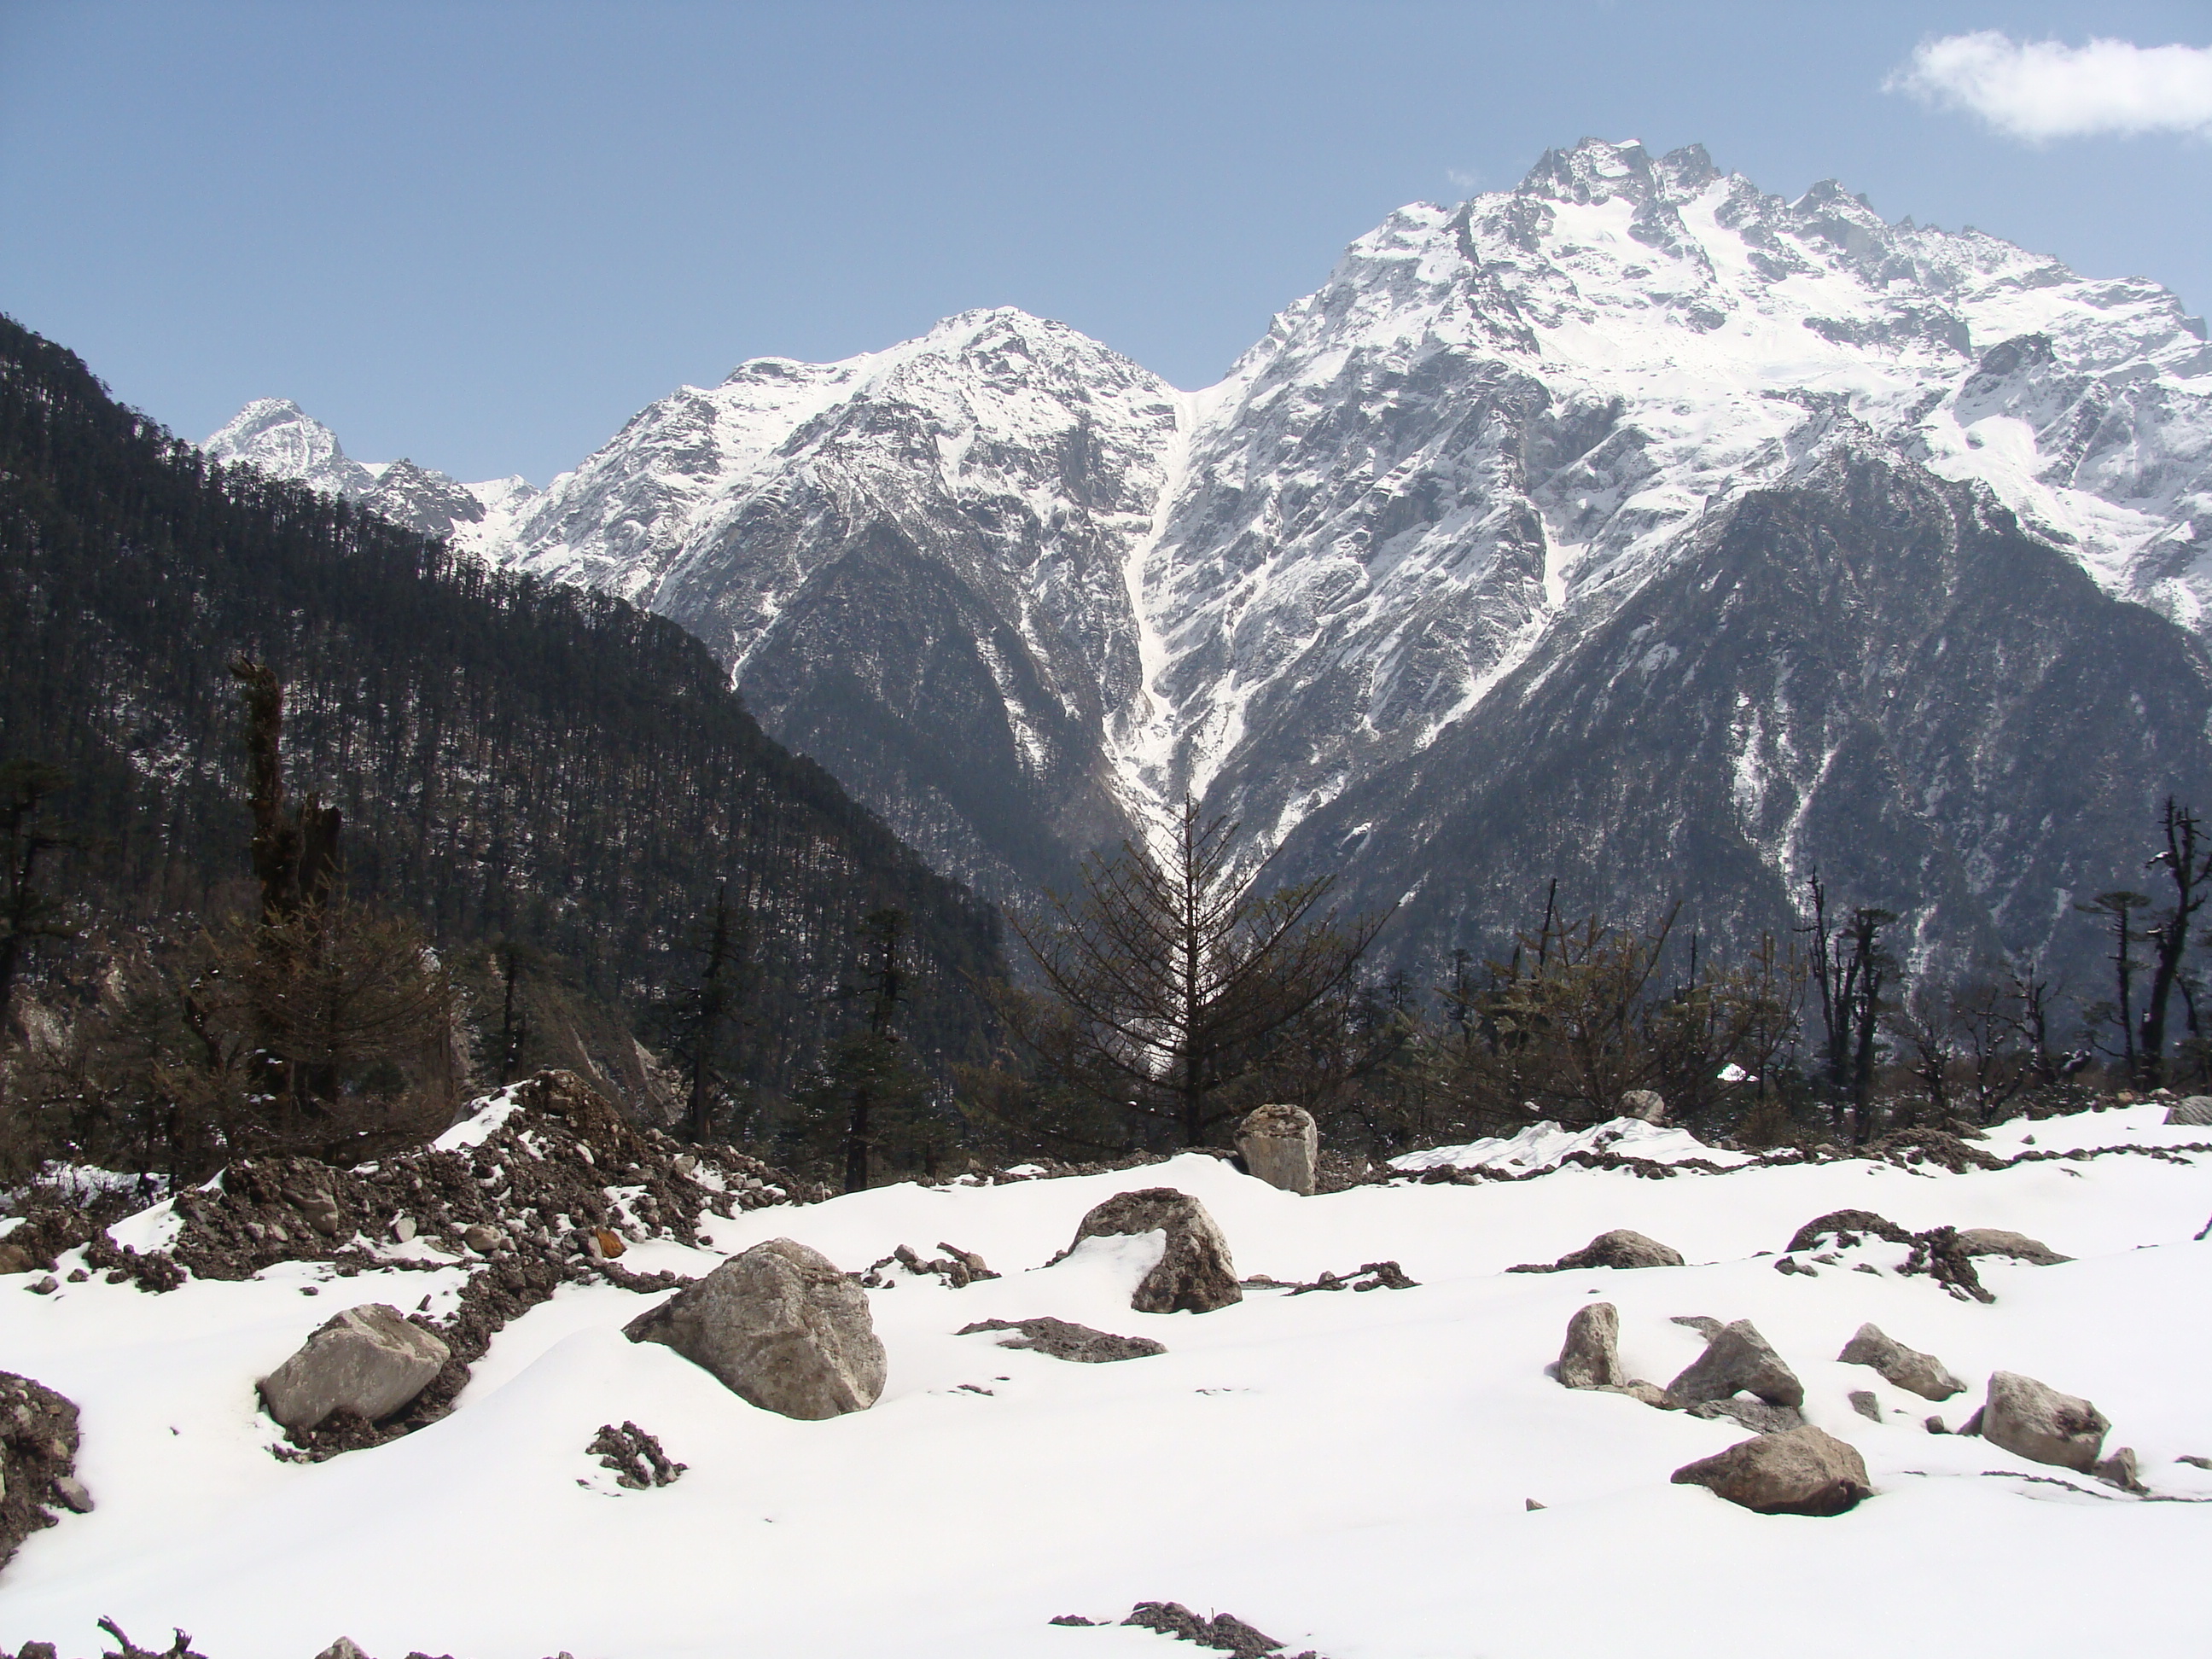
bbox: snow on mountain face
[475,307,1184,894]
[202,140,2212,958]
[1128,140,2212,853]
[203,399,380,500]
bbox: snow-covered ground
[3,1103,2209,1659]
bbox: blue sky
[3,1,2209,483]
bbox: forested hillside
[0,314,1005,1117]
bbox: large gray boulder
[1618,1090,1667,1123]
[1671,1424,1871,1516]
[1236,1103,1318,1195]
[624,1238,886,1419]
[1953,1229,2071,1266]
[258,1304,450,1433]
[2164,1095,2212,1126]
[1510,1229,1685,1273]
[1837,1323,1966,1401]
[1975,1371,2110,1472]
[1668,1319,1803,1410]
[1061,1189,1241,1313]
[1557,1301,1624,1390]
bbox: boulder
[2165,1095,2212,1126]
[257,1304,450,1433]
[1978,1371,2110,1472]
[1953,1229,2071,1266]
[624,1238,886,1419]
[1619,1089,1667,1122]
[1668,1318,1803,1410]
[1235,1103,1318,1195]
[1511,1229,1685,1273]
[2095,1446,2145,1493]
[1556,1301,1623,1389]
[1837,1323,1966,1400]
[1061,1189,1241,1314]
[1671,1424,1872,1516]
[957,1317,1166,1363]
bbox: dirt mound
[0,1371,85,1574]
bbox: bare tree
[2139,799,2209,1088]
[0,760,77,1047]
[998,800,1386,1149]
[2076,889,2151,1078]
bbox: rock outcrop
[1236,1104,1319,1196]
[1671,1424,1872,1516]
[258,1304,451,1433]
[626,1238,886,1419]
[1970,1371,2110,1473]
[1060,1189,1241,1314]
[1837,1323,1966,1401]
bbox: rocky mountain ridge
[207,139,2212,977]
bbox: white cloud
[1886,30,2212,142]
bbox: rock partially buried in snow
[1556,1301,1624,1389]
[957,1317,1166,1363]
[1953,1229,2071,1266]
[1974,1371,2110,1473]
[624,1238,886,1419]
[1837,1323,1965,1401]
[258,1305,451,1434]
[2164,1095,2212,1126]
[1060,1189,1241,1314]
[1509,1229,1685,1273]
[1236,1103,1319,1195]
[1671,1424,1871,1516]
[1668,1319,1803,1411]
[1618,1089,1667,1122]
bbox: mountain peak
[203,398,375,500]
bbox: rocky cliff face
[208,139,2212,978]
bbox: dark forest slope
[0,315,1005,1096]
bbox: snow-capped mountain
[206,139,2212,977]
[202,399,537,543]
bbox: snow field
[2,1108,2209,1658]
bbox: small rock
[50,1474,93,1512]
[1556,1301,1623,1390]
[1688,1397,1804,1435]
[1670,1314,1725,1340]
[591,1228,626,1260]
[26,1277,55,1295]
[2176,1454,2212,1470]
[1671,1423,1871,1516]
[314,1640,373,1659]
[1848,1389,1882,1423]
[1978,1371,2110,1473]
[1235,1103,1319,1195]
[1602,1380,1677,1409]
[1524,1497,1545,1511]
[66,1269,89,1284]
[624,1238,886,1419]
[257,1303,451,1433]
[1059,1189,1241,1314]
[1668,1319,1804,1410]
[461,1225,503,1253]
[1511,1230,1685,1274]
[391,1215,416,1243]
[1837,1323,1965,1401]
[1952,1229,2070,1266]
[1925,1415,1948,1435]
[1619,1089,1667,1122]
[2164,1095,2212,1126]
[2094,1446,2145,1493]
[957,1317,1166,1363]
